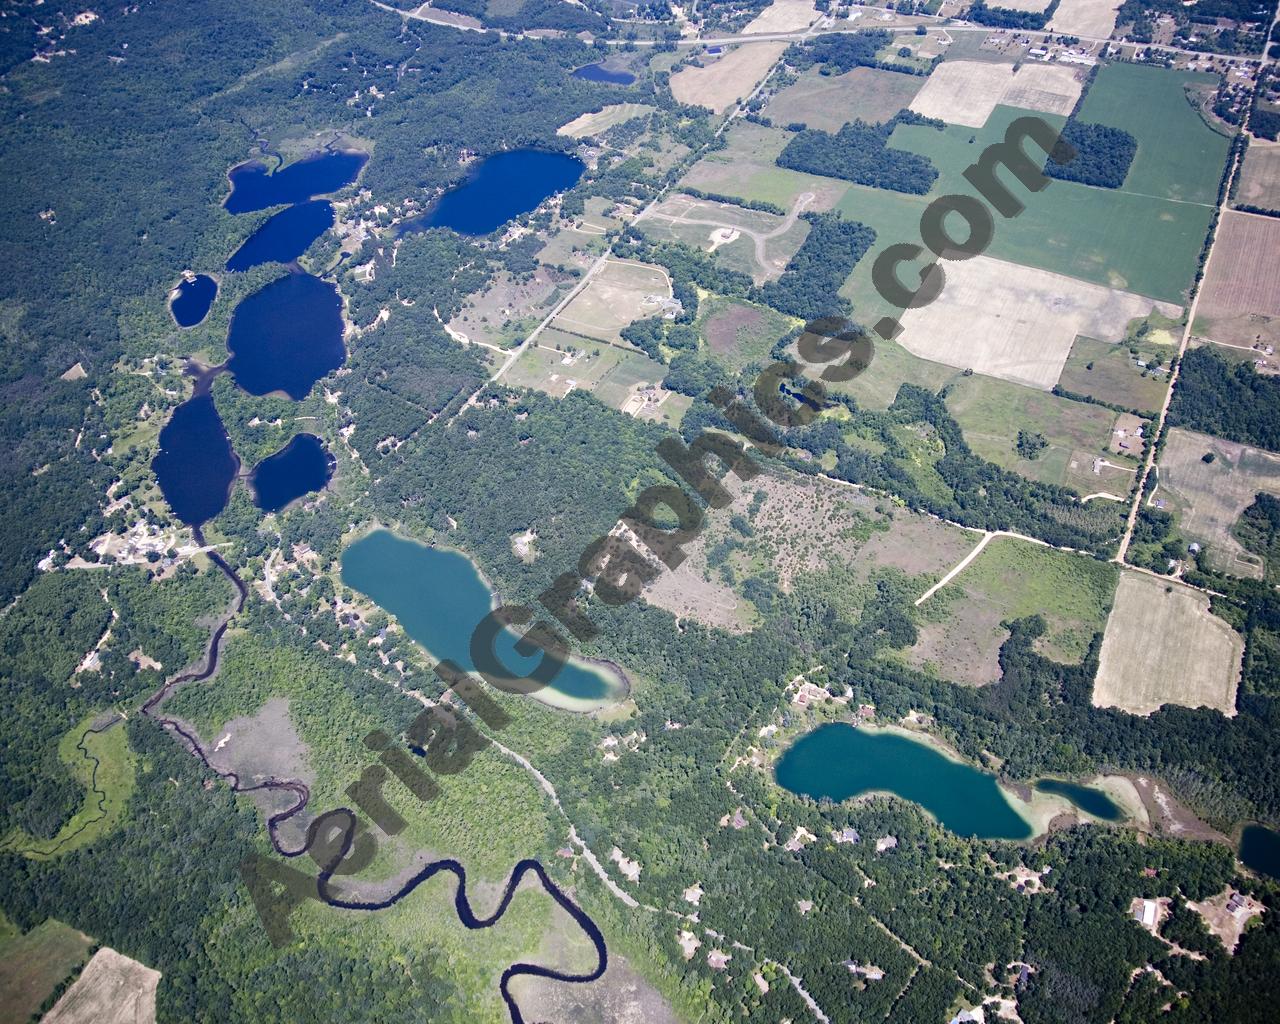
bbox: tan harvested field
[1236,139,1280,211]
[742,0,819,33]
[447,267,572,348]
[896,255,1180,390]
[557,103,654,140]
[763,66,924,130]
[552,259,672,342]
[1156,427,1280,579]
[642,469,974,632]
[1093,572,1243,717]
[1047,0,1121,36]
[909,60,1082,128]
[1196,211,1280,349]
[670,43,787,115]
[41,947,160,1024]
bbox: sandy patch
[1048,0,1122,38]
[1093,572,1243,717]
[896,255,1179,390]
[670,43,787,115]
[910,60,1082,128]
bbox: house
[1137,899,1159,928]
[833,827,861,845]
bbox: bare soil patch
[41,947,160,1024]
[1093,572,1243,717]
[670,43,787,115]
[897,255,1178,390]
[1187,888,1265,954]
[1197,211,1280,350]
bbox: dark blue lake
[226,274,345,400]
[572,62,635,85]
[1240,824,1280,880]
[152,394,238,525]
[225,150,367,214]
[251,433,334,512]
[226,200,335,272]
[401,149,585,237]
[170,275,218,327]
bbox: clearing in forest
[764,66,925,131]
[41,947,161,1024]
[551,259,673,343]
[908,61,1082,128]
[557,104,654,140]
[1195,211,1280,350]
[698,296,796,372]
[894,254,1179,390]
[908,536,1118,686]
[1156,427,1280,579]
[447,267,574,349]
[1093,572,1242,717]
[1047,0,1122,38]
[670,43,787,115]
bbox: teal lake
[1033,778,1123,821]
[341,529,622,707]
[775,724,1033,840]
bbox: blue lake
[775,724,1033,840]
[226,200,335,272]
[251,433,334,512]
[401,149,585,237]
[225,149,367,214]
[341,529,625,706]
[572,62,635,85]
[226,274,345,400]
[152,394,238,526]
[170,275,218,327]
[1033,778,1123,821]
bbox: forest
[966,0,1060,30]
[776,114,941,196]
[1168,347,1280,451]
[1044,121,1138,189]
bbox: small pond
[572,62,636,85]
[152,394,238,526]
[170,275,218,327]
[250,433,334,512]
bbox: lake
[225,273,345,400]
[400,149,585,237]
[152,394,239,526]
[1239,824,1280,880]
[572,62,636,85]
[340,529,625,709]
[251,433,334,512]
[226,200,334,272]
[1033,778,1123,822]
[170,275,217,327]
[774,723,1033,840]
[225,149,367,214]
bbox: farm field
[557,103,654,140]
[1093,572,1243,716]
[41,947,160,1024]
[764,66,924,131]
[1194,211,1280,350]
[908,536,1120,685]
[1236,138,1280,211]
[679,120,850,212]
[0,919,93,1024]
[1047,0,1122,37]
[943,373,1141,496]
[893,253,1181,390]
[909,60,1083,128]
[551,258,672,342]
[1072,61,1229,205]
[1057,335,1173,415]
[1157,427,1280,579]
[637,192,811,283]
[670,43,786,114]
[742,0,819,33]
[697,295,797,372]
